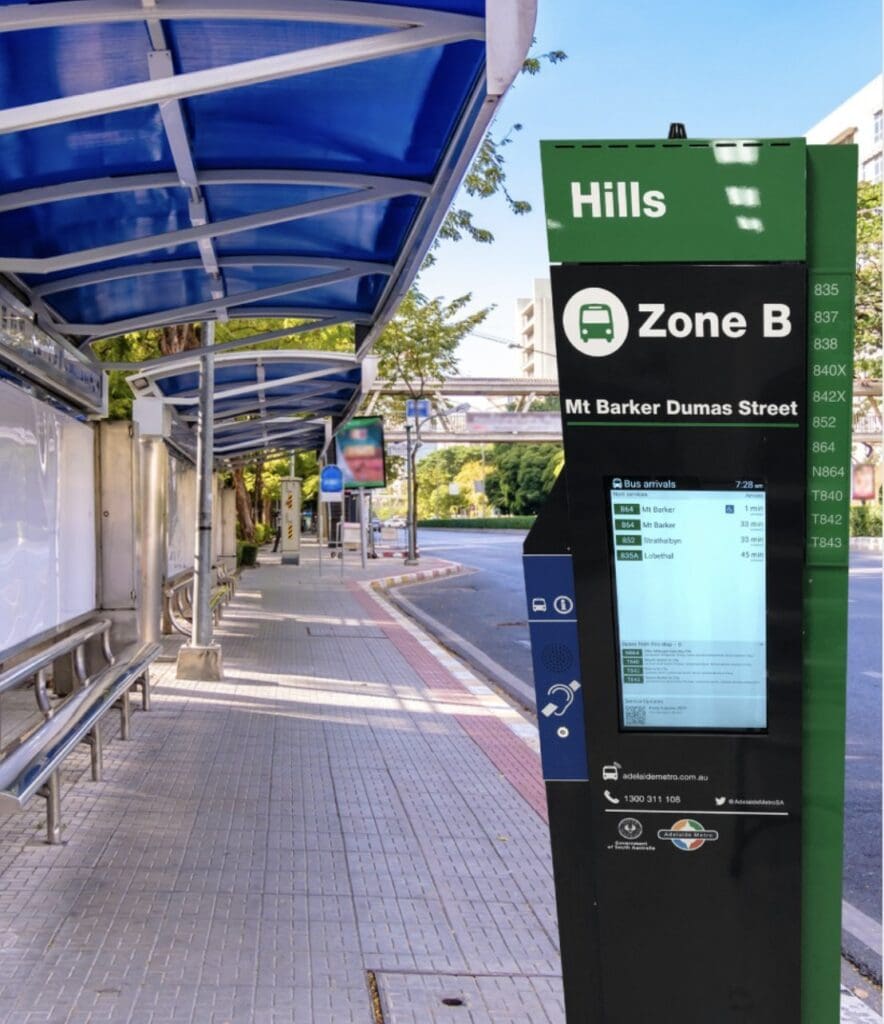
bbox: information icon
[553,595,574,615]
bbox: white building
[806,75,883,183]
[515,277,558,380]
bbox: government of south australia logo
[657,818,719,852]
[618,817,643,841]
[562,287,629,357]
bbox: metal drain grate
[372,972,564,1022]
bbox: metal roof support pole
[192,339,215,648]
[177,323,224,681]
[133,398,171,645]
[138,438,167,644]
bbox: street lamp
[404,402,470,565]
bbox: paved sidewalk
[0,545,876,1022]
[0,548,563,1023]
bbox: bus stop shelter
[0,0,536,674]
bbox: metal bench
[0,620,160,843]
[216,563,238,598]
[164,566,234,636]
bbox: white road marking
[841,987,882,1022]
[842,899,882,956]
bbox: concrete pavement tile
[0,556,574,1023]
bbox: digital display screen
[337,417,386,489]
[608,478,767,731]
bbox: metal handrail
[0,641,159,799]
[165,571,194,595]
[164,565,233,635]
[0,609,96,668]
[0,618,113,700]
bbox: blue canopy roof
[0,1,535,456]
[130,350,365,461]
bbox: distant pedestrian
[272,524,282,552]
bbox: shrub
[253,522,270,544]
[850,504,883,537]
[237,541,259,566]
[418,516,535,530]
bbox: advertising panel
[852,464,876,501]
[337,417,386,489]
[0,381,96,652]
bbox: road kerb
[368,559,469,593]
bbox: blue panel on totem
[523,553,588,782]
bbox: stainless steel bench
[0,620,160,843]
[164,566,236,636]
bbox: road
[409,528,534,698]
[843,549,883,978]
[402,528,882,985]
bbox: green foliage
[414,445,487,518]
[528,394,561,412]
[257,452,319,507]
[850,502,882,537]
[453,458,490,517]
[418,516,535,529]
[856,181,882,379]
[91,333,161,419]
[428,43,567,262]
[520,47,567,76]
[92,317,354,420]
[413,444,561,519]
[215,317,353,354]
[461,128,530,214]
[237,541,258,566]
[484,443,562,515]
[373,290,490,411]
[295,451,320,502]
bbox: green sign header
[540,138,807,264]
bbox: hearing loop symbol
[540,680,582,718]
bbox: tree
[454,458,490,517]
[371,289,490,518]
[415,446,485,518]
[528,394,561,413]
[91,332,161,420]
[428,44,567,262]
[485,443,562,515]
[373,290,489,403]
[855,180,882,380]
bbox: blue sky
[419,0,882,376]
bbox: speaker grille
[541,643,573,674]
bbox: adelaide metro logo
[658,818,719,851]
[562,287,629,358]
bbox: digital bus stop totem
[524,139,856,1023]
